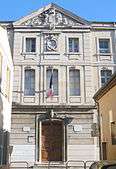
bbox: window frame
[24,69,35,96]
[25,37,36,53]
[46,68,59,96]
[100,69,112,87]
[99,38,111,54]
[69,68,80,96]
[68,38,79,53]
[23,37,36,54]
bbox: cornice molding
[12,102,96,112]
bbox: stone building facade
[2,3,116,166]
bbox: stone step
[32,164,85,169]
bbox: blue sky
[0,0,116,22]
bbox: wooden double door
[41,120,63,162]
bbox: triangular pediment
[14,3,90,28]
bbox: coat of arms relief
[22,8,81,28]
[44,34,58,52]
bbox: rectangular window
[26,38,36,53]
[69,69,80,96]
[101,70,112,86]
[69,38,79,53]
[24,69,35,96]
[99,39,110,53]
[111,122,116,145]
[46,69,58,95]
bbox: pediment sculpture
[22,8,82,28]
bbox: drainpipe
[95,101,102,160]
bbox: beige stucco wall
[98,85,116,160]
[0,26,13,132]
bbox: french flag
[46,73,54,98]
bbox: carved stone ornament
[44,34,58,52]
[22,8,81,28]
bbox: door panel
[41,121,63,161]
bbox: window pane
[46,69,51,90]
[69,38,79,53]
[69,38,73,52]
[74,39,79,52]
[101,70,112,86]
[53,70,58,95]
[46,69,58,96]
[24,69,35,96]
[26,38,36,52]
[26,38,30,52]
[31,38,36,52]
[69,69,80,96]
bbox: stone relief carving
[44,34,58,52]
[38,110,73,125]
[22,8,81,28]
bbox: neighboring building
[1,3,116,167]
[94,72,116,160]
[0,26,13,166]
